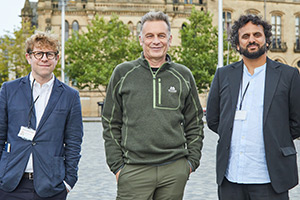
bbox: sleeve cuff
[63,180,72,192]
[114,164,124,175]
[187,160,194,172]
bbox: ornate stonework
[23,0,205,46]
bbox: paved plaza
[67,121,300,200]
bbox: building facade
[209,0,300,68]
[21,0,300,116]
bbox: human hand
[116,170,121,182]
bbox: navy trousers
[0,177,67,200]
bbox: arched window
[72,21,79,32]
[128,21,134,35]
[223,11,232,35]
[65,20,69,41]
[137,21,142,39]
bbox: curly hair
[25,31,60,54]
[229,14,272,52]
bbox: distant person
[206,14,300,200]
[102,11,204,200]
[0,32,83,200]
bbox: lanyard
[239,67,250,110]
[239,81,250,110]
[27,79,40,128]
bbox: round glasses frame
[29,51,58,60]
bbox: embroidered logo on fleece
[168,86,177,93]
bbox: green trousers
[116,158,191,200]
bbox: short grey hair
[139,11,171,36]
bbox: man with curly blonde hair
[0,31,83,199]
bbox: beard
[239,42,267,59]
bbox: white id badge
[235,110,247,121]
[18,126,36,141]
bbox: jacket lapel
[263,58,281,125]
[20,75,32,107]
[36,77,64,133]
[20,75,37,129]
[229,61,243,114]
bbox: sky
[0,0,38,37]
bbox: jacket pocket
[281,147,297,156]
[53,156,65,183]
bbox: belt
[23,172,34,180]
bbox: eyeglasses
[29,51,58,60]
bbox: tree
[170,8,239,93]
[65,14,142,92]
[0,21,35,87]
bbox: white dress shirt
[25,73,54,172]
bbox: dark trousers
[0,177,67,200]
[218,177,289,200]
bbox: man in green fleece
[102,11,204,200]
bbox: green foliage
[170,7,239,93]
[0,21,35,87]
[65,14,142,90]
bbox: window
[128,21,134,35]
[72,21,79,38]
[72,21,79,32]
[271,15,282,49]
[295,17,300,51]
[65,20,69,41]
[137,21,142,38]
[223,11,232,35]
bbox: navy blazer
[206,58,300,193]
[0,75,83,197]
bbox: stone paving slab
[67,122,300,200]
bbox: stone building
[21,0,300,116]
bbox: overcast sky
[0,0,38,37]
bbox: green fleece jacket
[102,54,204,174]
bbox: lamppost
[60,0,66,83]
[264,0,266,21]
[218,0,223,68]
